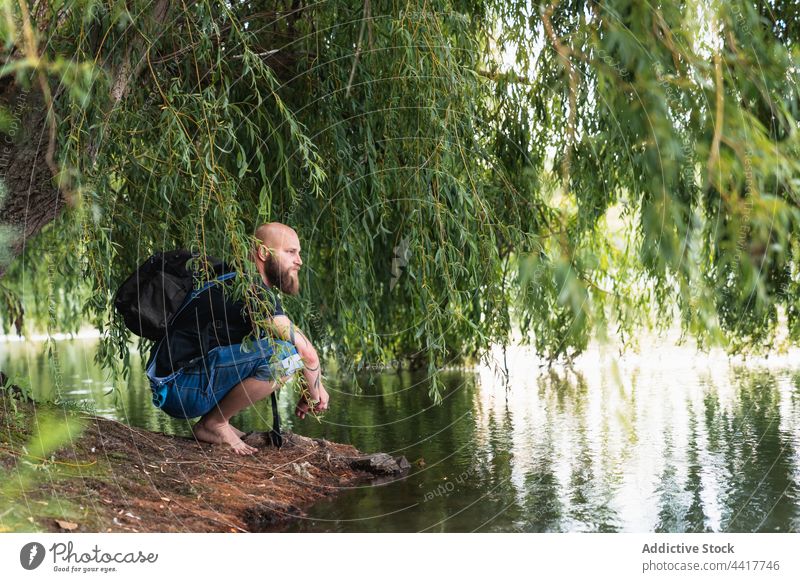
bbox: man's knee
[230,376,276,404]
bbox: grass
[0,390,108,532]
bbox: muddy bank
[0,394,406,532]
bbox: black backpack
[114,250,230,341]
[114,250,283,447]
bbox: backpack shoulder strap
[169,271,238,324]
[189,271,236,300]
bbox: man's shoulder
[254,277,286,317]
[271,292,285,316]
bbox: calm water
[1,337,799,532]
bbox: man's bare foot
[192,419,257,456]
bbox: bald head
[253,222,303,295]
[255,222,297,253]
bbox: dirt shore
[0,394,400,532]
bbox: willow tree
[1,1,799,398]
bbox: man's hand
[295,384,329,419]
[294,396,311,419]
[315,385,329,412]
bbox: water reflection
[1,338,798,532]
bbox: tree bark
[0,78,64,278]
[0,0,172,279]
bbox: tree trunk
[0,78,64,278]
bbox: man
[145,222,329,455]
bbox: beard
[265,256,300,295]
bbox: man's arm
[265,314,328,415]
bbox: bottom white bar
[1,533,797,581]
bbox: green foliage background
[1,1,799,397]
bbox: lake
[1,336,798,532]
